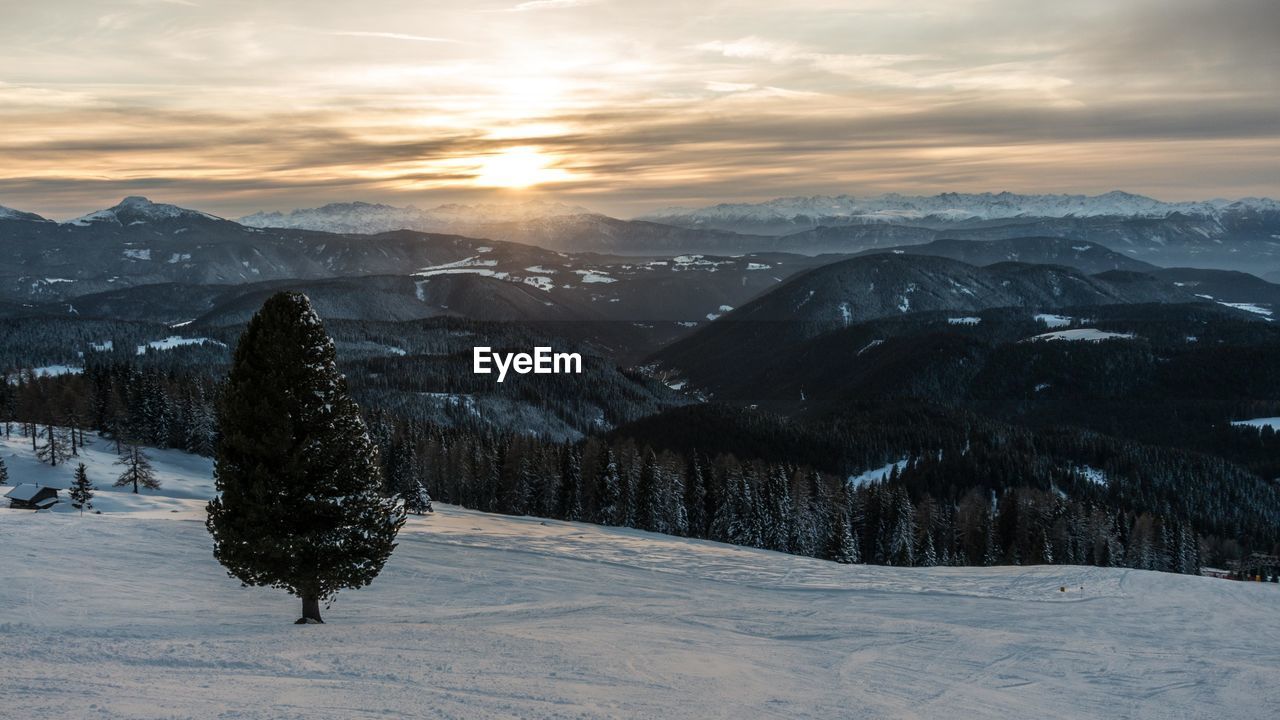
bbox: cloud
[506,0,600,12]
[326,31,460,44]
[704,81,756,93]
[0,0,1276,219]
[696,36,1071,94]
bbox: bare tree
[114,444,159,493]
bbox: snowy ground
[2,435,1279,719]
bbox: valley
[5,190,1280,590]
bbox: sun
[473,146,569,188]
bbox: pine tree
[760,466,792,552]
[206,292,405,624]
[919,531,938,567]
[114,444,159,493]
[635,449,661,532]
[711,463,758,547]
[392,439,432,515]
[0,456,8,485]
[69,462,94,514]
[888,487,916,566]
[510,454,537,516]
[823,506,858,564]
[557,445,583,521]
[596,448,623,526]
[663,460,688,537]
[401,476,433,515]
[683,454,708,537]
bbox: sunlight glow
[472,147,570,188]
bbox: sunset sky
[2,0,1277,219]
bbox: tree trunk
[297,595,324,624]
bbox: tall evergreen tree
[683,454,708,537]
[206,292,406,624]
[823,507,858,564]
[557,445,583,521]
[635,449,661,532]
[0,456,8,485]
[69,462,95,514]
[596,448,623,526]
[887,487,916,566]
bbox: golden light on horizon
[472,146,570,189]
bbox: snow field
[1,435,1278,719]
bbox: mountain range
[6,196,1280,344]
[8,191,1280,274]
[638,191,1280,234]
[7,189,1280,539]
[650,252,1214,380]
[233,191,1280,271]
[238,199,593,234]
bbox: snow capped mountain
[424,200,594,225]
[67,196,222,227]
[0,204,51,222]
[238,201,428,234]
[640,191,1280,234]
[238,199,593,234]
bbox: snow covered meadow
[2,434,1278,719]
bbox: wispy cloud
[507,0,600,12]
[704,81,756,93]
[0,0,1276,219]
[326,31,460,44]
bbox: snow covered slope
[0,431,214,513]
[2,437,1278,719]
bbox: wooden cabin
[5,483,60,510]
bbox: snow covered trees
[401,478,433,515]
[596,448,623,526]
[69,462,94,513]
[0,456,8,485]
[557,445,583,521]
[823,504,859,564]
[114,444,159,493]
[206,292,405,624]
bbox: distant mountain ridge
[235,191,1280,269]
[652,253,1209,384]
[694,253,1199,331]
[238,199,593,234]
[0,204,54,222]
[7,191,1280,280]
[639,191,1280,235]
[856,237,1159,274]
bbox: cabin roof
[4,483,58,502]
